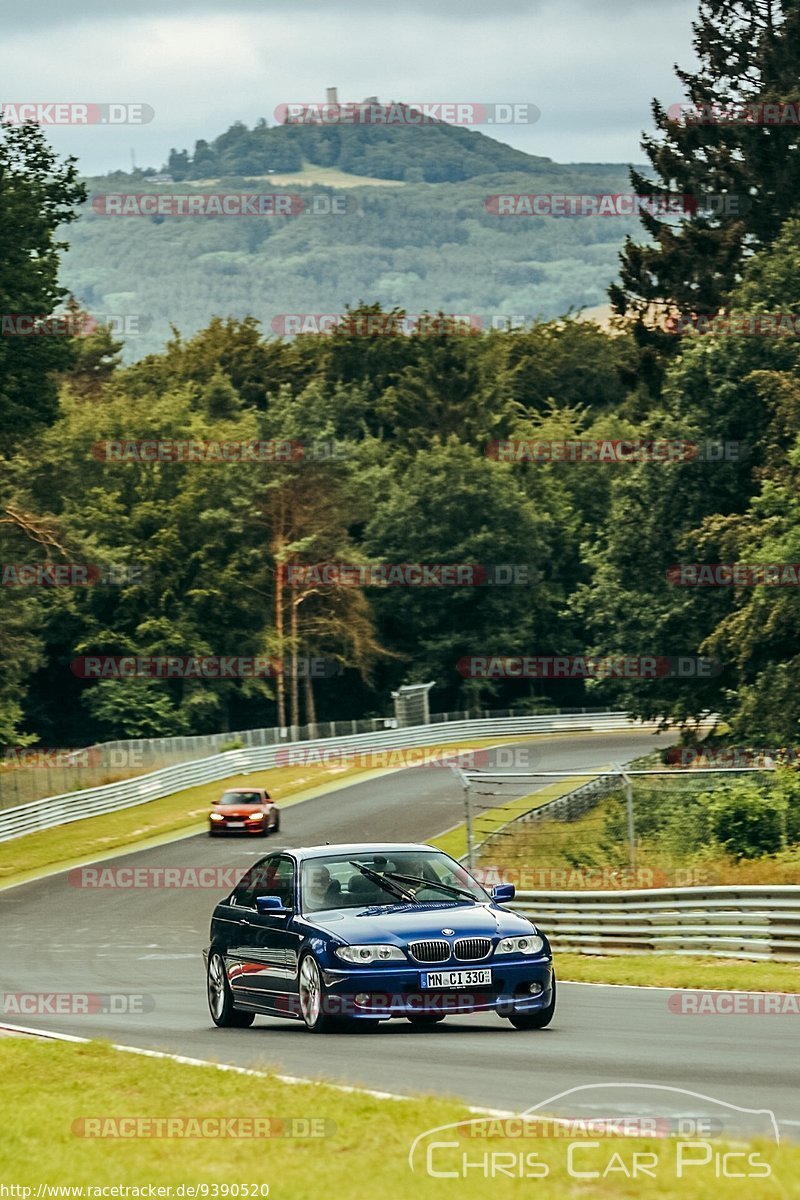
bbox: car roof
[287,842,436,860]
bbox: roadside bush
[218,738,245,753]
[703,780,788,859]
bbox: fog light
[354,993,370,1007]
[528,983,543,996]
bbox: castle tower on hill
[324,89,383,107]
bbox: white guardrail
[511,887,800,961]
[0,712,659,843]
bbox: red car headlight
[210,813,225,822]
[247,812,264,822]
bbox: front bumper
[209,821,267,834]
[312,957,554,1020]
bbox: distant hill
[165,105,553,184]
[60,115,645,360]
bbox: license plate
[421,969,492,989]
[227,821,245,828]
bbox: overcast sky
[0,0,700,176]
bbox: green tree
[582,218,800,727]
[83,681,189,739]
[362,439,563,707]
[612,0,800,322]
[0,120,85,449]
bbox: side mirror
[491,883,516,902]
[256,895,289,914]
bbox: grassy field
[475,783,800,887]
[558,953,800,992]
[430,776,584,860]
[184,163,407,188]
[0,1037,796,1199]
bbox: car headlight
[209,813,224,821]
[334,944,406,964]
[247,812,264,821]
[494,934,544,956]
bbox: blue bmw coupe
[204,842,555,1033]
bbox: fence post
[457,768,475,870]
[621,768,636,873]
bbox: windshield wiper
[349,861,415,903]
[383,871,476,901]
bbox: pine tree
[0,120,85,449]
[611,0,800,322]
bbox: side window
[231,856,274,908]
[264,857,295,908]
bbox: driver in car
[389,855,440,899]
[304,864,340,911]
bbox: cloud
[0,0,699,173]
[2,0,695,31]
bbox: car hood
[306,901,539,943]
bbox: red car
[208,788,280,837]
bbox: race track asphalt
[2,729,797,1139]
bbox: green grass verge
[0,1038,796,1198]
[0,736,541,886]
[558,953,800,992]
[485,771,800,887]
[430,777,585,859]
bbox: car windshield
[300,850,488,913]
[216,792,263,805]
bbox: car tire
[272,812,281,834]
[407,1013,446,1026]
[207,950,255,1028]
[506,978,556,1030]
[298,953,341,1033]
